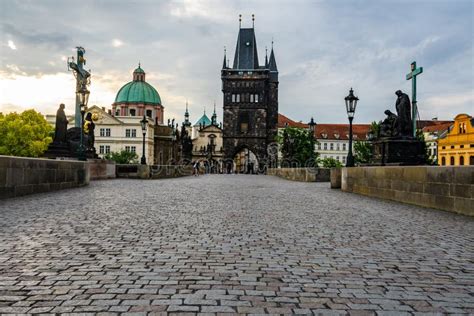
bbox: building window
[105,145,110,154]
[236,94,240,102]
[318,143,321,150]
[232,94,236,102]
[460,144,464,148]
[99,145,105,154]
[106,128,111,137]
[441,157,446,166]
[451,145,455,149]
[239,112,250,133]
[470,156,474,165]
[442,146,446,149]
[323,143,327,150]
[131,129,137,138]
[342,156,346,163]
[450,156,455,165]
[330,143,334,151]
[126,129,130,137]
[254,94,259,103]
[336,143,340,151]
[131,146,136,153]
[100,128,105,137]
[343,143,346,151]
[460,156,465,165]
[336,156,339,161]
[130,109,136,116]
[250,94,254,102]
[125,146,130,152]
[115,110,120,116]
[146,110,153,118]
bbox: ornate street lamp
[140,115,147,165]
[77,84,90,161]
[308,117,316,133]
[345,88,359,167]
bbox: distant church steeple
[211,101,217,125]
[183,100,191,127]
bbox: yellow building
[438,113,474,166]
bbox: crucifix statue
[406,61,423,137]
[68,47,91,127]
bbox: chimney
[108,109,112,115]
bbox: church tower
[221,15,279,169]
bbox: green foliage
[370,121,380,138]
[104,150,138,164]
[354,141,373,165]
[318,157,343,168]
[0,109,53,157]
[276,127,318,167]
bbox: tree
[276,127,318,168]
[318,157,343,168]
[0,109,53,157]
[104,150,138,164]
[354,141,372,165]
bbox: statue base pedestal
[372,139,425,166]
[43,142,73,159]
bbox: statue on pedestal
[372,90,425,165]
[54,103,68,143]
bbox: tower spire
[252,14,255,28]
[239,14,242,28]
[212,101,217,125]
[222,46,227,69]
[265,46,268,68]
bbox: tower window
[130,109,136,116]
[232,94,236,102]
[254,94,259,103]
[146,110,152,118]
[236,94,240,102]
[250,94,254,102]
[239,113,250,134]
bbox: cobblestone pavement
[0,175,473,315]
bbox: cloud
[112,39,124,47]
[7,40,16,50]
[0,0,472,124]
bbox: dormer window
[334,133,340,139]
[322,133,327,139]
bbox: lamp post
[345,88,359,167]
[140,115,147,165]
[77,84,90,161]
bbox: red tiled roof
[417,120,452,129]
[315,124,370,140]
[422,122,452,133]
[278,113,308,128]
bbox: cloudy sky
[0,0,472,124]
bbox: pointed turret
[268,43,278,82]
[222,47,227,69]
[265,47,268,68]
[268,47,277,72]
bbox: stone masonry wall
[341,166,473,216]
[0,155,89,199]
[268,168,330,182]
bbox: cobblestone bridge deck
[0,175,473,315]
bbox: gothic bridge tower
[221,15,279,170]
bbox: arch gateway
[221,17,279,172]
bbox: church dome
[114,65,161,105]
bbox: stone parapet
[0,155,89,199]
[268,168,330,182]
[341,166,473,216]
[88,159,116,180]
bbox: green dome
[114,81,161,104]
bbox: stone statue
[54,103,68,143]
[395,90,413,137]
[379,110,399,138]
[84,112,95,149]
